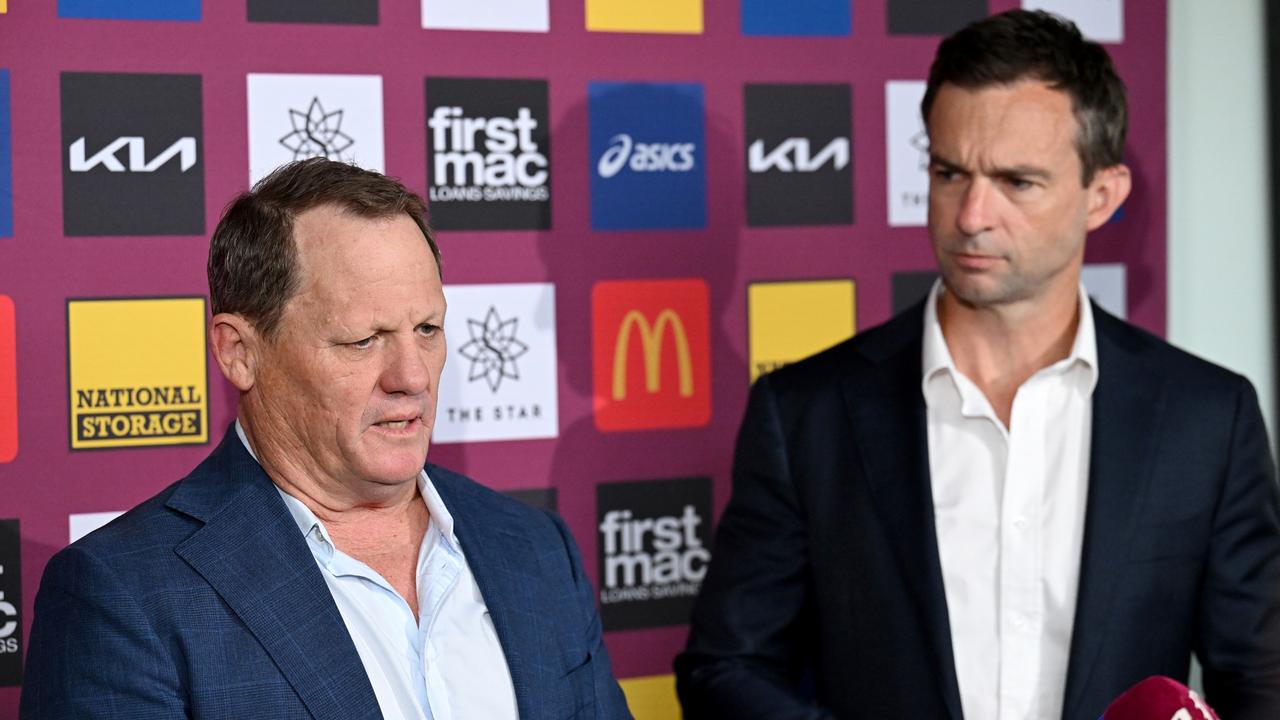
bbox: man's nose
[381,336,432,396]
[956,179,996,237]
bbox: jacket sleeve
[1196,376,1280,720]
[546,510,634,720]
[675,375,835,720]
[20,544,185,719]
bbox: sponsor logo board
[426,78,550,230]
[61,72,204,236]
[69,511,124,543]
[434,283,558,443]
[619,674,680,717]
[592,279,711,432]
[0,70,10,237]
[67,297,208,450]
[1024,0,1123,42]
[741,0,851,36]
[0,296,14,462]
[247,74,384,185]
[58,0,201,20]
[586,0,702,34]
[745,83,852,226]
[0,519,20,685]
[748,279,855,382]
[247,0,378,24]
[885,80,928,227]
[504,488,557,511]
[887,0,985,35]
[422,0,548,32]
[589,82,706,231]
[597,476,711,630]
[892,264,1127,319]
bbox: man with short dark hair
[22,158,631,720]
[677,10,1280,720]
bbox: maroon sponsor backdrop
[0,0,1166,711]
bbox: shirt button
[1013,517,1029,531]
[1012,615,1028,631]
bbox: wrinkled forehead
[927,81,1079,163]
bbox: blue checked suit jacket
[20,428,631,719]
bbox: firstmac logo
[592,279,710,432]
[0,519,20,685]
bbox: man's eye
[1005,177,1033,190]
[350,335,375,349]
[931,168,958,182]
[417,323,441,337]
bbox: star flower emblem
[457,307,529,393]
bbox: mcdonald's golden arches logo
[592,279,710,432]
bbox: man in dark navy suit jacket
[677,10,1280,720]
[22,159,631,719]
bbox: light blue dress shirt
[235,422,519,720]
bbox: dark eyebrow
[928,153,963,172]
[991,165,1052,181]
[928,154,1051,182]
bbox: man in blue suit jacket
[22,159,631,719]
[677,10,1280,720]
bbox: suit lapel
[430,469,544,720]
[1063,307,1165,718]
[842,306,964,720]
[168,432,380,720]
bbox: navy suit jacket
[676,302,1280,720]
[21,429,631,719]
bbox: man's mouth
[373,416,420,430]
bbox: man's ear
[210,313,261,392]
[1084,163,1132,232]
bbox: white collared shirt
[922,281,1098,720]
[235,423,519,720]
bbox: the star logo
[279,97,354,161]
[458,307,529,393]
[910,129,930,171]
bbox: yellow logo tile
[748,279,855,382]
[586,0,703,34]
[619,673,682,719]
[68,297,208,450]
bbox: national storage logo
[0,296,15,463]
[434,283,559,443]
[592,278,710,432]
[597,476,712,631]
[745,83,852,226]
[748,279,855,382]
[0,519,21,686]
[60,72,204,236]
[426,77,550,231]
[588,82,706,231]
[67,298,208,450]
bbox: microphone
[1099,676,1219,720]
